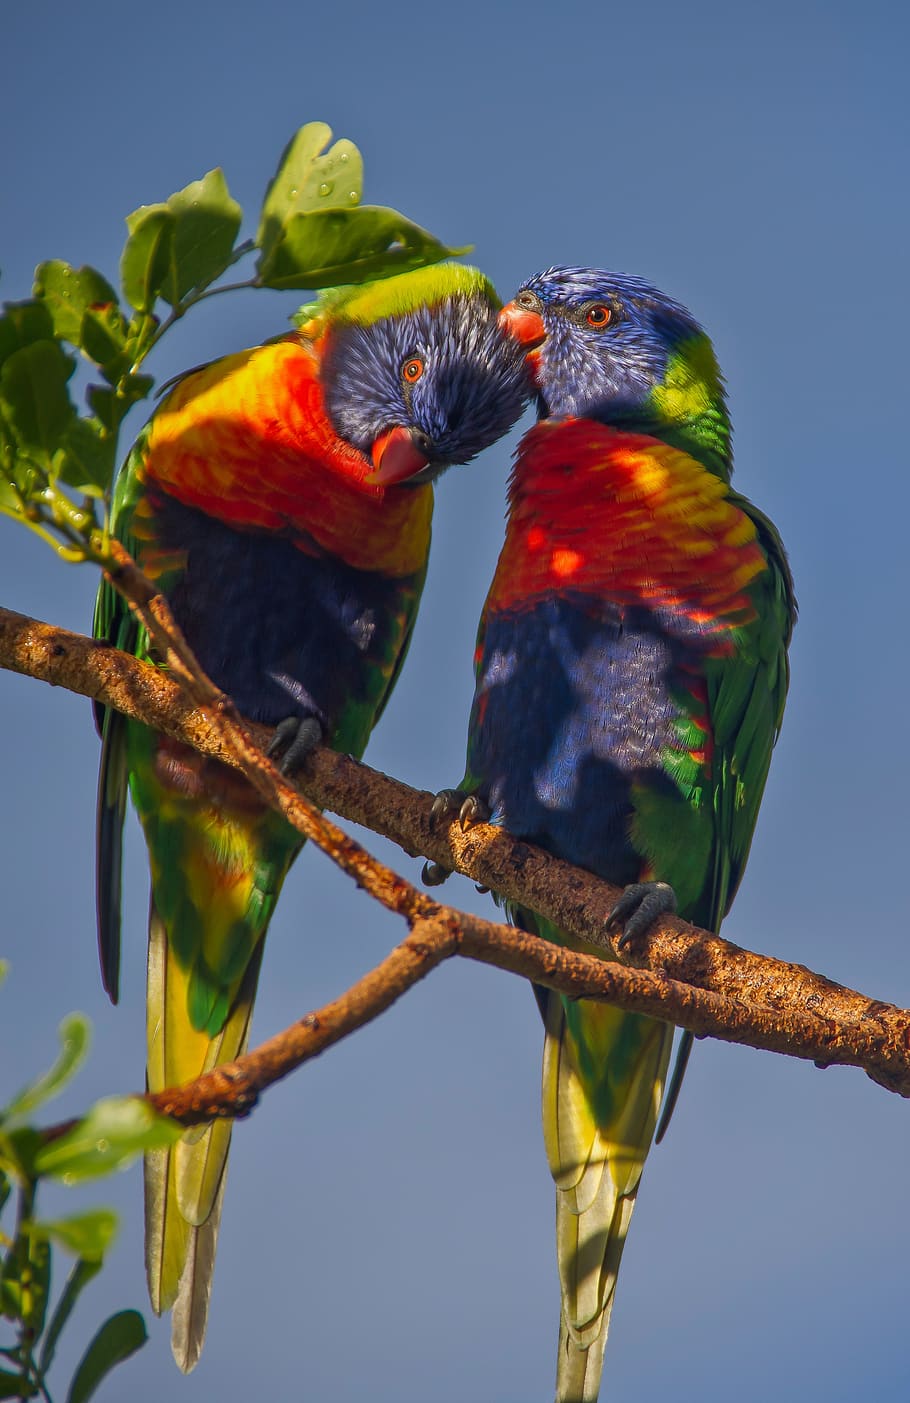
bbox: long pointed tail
[145,908,265,1370]
[541,992,673,1402]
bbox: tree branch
[98,545,428,921]
[3,600,910,1110]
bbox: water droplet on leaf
[318,181,333,197]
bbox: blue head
[501,266,732,471]
[316,265,531,485]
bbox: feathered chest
[488,419,765,637]
[140,339,431,579]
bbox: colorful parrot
[434,267,795,1401]
[93,262,529,1371]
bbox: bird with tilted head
[93,262,529,1370]
[432,266,795,1401]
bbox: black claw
[266,716,324,775]
[424,786,489,885]
[430,788,466,824]
[458,795,489,830]
[266,717,300,758]
[429,787,489,830]
[606,881,677,950]
[421,860,451,887]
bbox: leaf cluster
[0,122,469,1388]
[0,121,463,565]
[0,965,180,1401]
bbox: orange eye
[402,357,424,384]
[586,304,612,328]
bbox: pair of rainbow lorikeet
[93,258,795,1399]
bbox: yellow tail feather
[542,993,673,1402]
[556,1313,610,1403]
[144,907,263,1366]
[171,1174,226,1374]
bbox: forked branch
[2,596,909,1117]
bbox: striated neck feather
[583,331,733,483]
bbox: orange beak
[498,301,546,349]
[367,425,432,486]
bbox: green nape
[648,332,733,479]
[295,263,499,332]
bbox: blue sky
[2,1,909,1398]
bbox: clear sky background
[2,1,908,1399]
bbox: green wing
[703,495,796,931]
[366,543,430,733]
[656,497,795,1140]
[93,429,157,1001]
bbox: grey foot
[422,788,490,888]
[606,881,677,950]
[430,788,490,831]
[266,716,324,775]
[421,860,451,887]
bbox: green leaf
[0,1368,36,1398]
[121,169,242,313]
[66,1310,147,1403]
[0,341,76,467]
[120,206,173,315]
[163,168,243,305]
[0,1209,45,1337]
[54,418,116,495]
[0,1278,21,1322]
[38,1259,101,1378]
[0,1129,43,1183]
[29,1210,117,1263]
[0,1242,22,1319]
[0,302,56,374]
[33,1098,181,1182]
[258,204,465,290]
[0,1170,10,1218]
[85,386,117,435]
[23,1233,50,1337]
[32,263,119,349]
[86,375,153,436]
[3,1016,90,1125]
[0,478,23,519]
[79,303,130,379]
[257,121,363,265]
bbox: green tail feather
[95,707,129,1002]
[145,907,266,1368]
[542,991,673,1403]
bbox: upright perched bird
[93,263,528,1370]
[436,267,795,1401]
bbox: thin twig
[149,903,910,1127]
[3,601,910,1107]
[98,547,431,922]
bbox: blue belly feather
[468,594,711,884]
[151,488,416,731]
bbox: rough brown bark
[3,600,909,1115]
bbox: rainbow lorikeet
[435,267,795,1401]
[93,263,529,1370]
